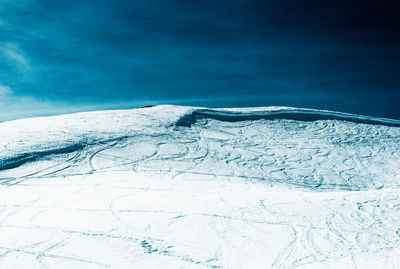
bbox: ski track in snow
[0,105,399,268]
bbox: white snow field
[0,105,400,268]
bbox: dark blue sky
[1,0,399,120]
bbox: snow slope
[0,105,399,268]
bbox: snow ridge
[175,108,400,128]
[1,105,399,191]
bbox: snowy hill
[0,105,399,268]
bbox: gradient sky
[0,0,399,121]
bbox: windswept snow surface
[0,105,400,268]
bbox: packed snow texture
[0,105,399,268]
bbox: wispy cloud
[0,85,12,96]
[0,42,31,71]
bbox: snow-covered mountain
[0,105,399,268]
